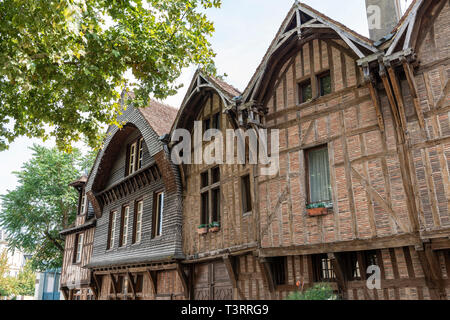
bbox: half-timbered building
[60,0,450,300]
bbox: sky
[0,0,413,198]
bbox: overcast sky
[0,0,413,198]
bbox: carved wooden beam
[258,258,275,293]
[402,59,426,134]
[146,269,157,295]
[176,264,189,299]
[127,270,136,300]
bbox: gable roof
[139,100,178,137]
[170,69,241,132]
[242,1,378,103]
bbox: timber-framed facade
[60,0,450,300]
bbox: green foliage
[0,144,94,271]
[209,221,220,228]
[0,0,221,151]
[0,252,35,298]
[12,261,36,296]
[306,202,333,209]
[0,249,13,297]
[198,224,208,229]
[286,283,338,300]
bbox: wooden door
[193,260,233,300]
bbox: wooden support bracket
[176,264,189,299]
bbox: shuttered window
[241,174,252,214]
[306,146,332,204]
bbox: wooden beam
[259,233,421,257]
[402,60,426,133]
[416,243,447,300]
[109,273,118,299]
[126,271,136,299]
[146,269,157,295]
[223,255,238,289]
[328,253,347,299]
[351,167,410,233]
[367,81,385,132]
[258,258,275,293]
[176,264,189,299]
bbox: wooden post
[416,243,447,300]
[146,269,157,296]
[176,264,189,299]
[328,253,347,299]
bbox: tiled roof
[205,73,242,99]
[139,100,179,137]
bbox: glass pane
[158,193,164,236]
[201,171,209,188]
[201,192,209,225]
[299,81,312,103]
[211,167,220,184]
[212,188,220,222]
[320,73,332,96]
[308,147,331,203]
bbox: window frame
[126,136,145,177]
[79,190,87,216]
[73,233,84,264]
[119,205,130,247]
[107,211,117,250]
[152,191,164,238]
[241,174,253,215]
[318,70,332,97]
[305,144,332,205]
[133,199,144,244]
[199,166,221,227]
[270,257,288,286]
[298,79,312,104]
[312,254,336,283]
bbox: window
[107,211,117,250]
[312,254,336,282]
[270,257,287,286]
[128,142,137,176]
[200,167,221,226]
[342,250,379,281]
[152,192,164,238]
[318,71,332,97]
[241,174,252,214]
[120,206,130,247]
[306,146,332,205]
[126,137,144,176]
[73,233,84,264]
[133,200,143,244]
[203,112,221,133]
[212,112,221,130]
[79,191,87,215]
[137,138,144,170]
[298,80,312,104]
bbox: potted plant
[306,202,332,217]
[208,222,220,233]
[197,224,208,235]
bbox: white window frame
[137,138,144,170]
[154,192,164,237]
[128,142,137,175]
[80,192,87,215]
[110,211,117,249]
[75,233,84,263]
[135,201,143,243]
[122,206,129,246]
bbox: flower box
[197,225,208,235]
[306,202,332,217]
[208,222,220,233]
[307,207,328,217]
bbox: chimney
[365,0,402,41]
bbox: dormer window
[79,191,87,216]
[126,137,144,176]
